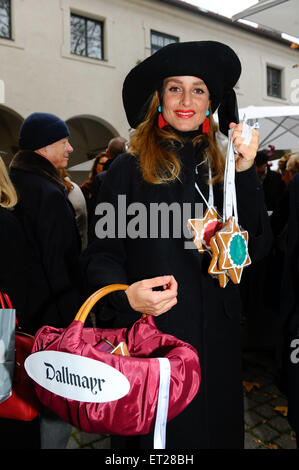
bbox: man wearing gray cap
[10,112,84,449]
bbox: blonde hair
[278,152,293,173]
[128,93,225,185]
[286,153,299,174]
[0,157,18,209]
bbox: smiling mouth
[175,110,195,119]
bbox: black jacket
[0,207,35,318]
[9,151,84,334]
[277,173,299,433]
[81,140,272,449]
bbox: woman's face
[161,76,210,132]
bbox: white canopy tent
[238,106,299,150]
[232,0,299,39]
[215,106,299,151]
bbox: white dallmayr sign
[0,80,4,104]
[25,350,130,403]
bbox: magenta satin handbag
[25,285,201,447]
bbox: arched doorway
[0,105,23,165]
[66,114,118,184]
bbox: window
[70,13,103,60]
[151,30,178,55]
[267,65,282,98]
[0,0,11,39]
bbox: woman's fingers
[229,122,259,172]
[125,275,178,316]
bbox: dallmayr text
[44,362,105,395]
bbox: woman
[0,157,40,449]
[80,152,108,202]
[81,41,272,449]
[0,156,33,321]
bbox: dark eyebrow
[165,78,206,86]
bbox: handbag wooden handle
[75,284,129,324]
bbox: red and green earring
[202,109,210,134]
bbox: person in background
[80,151,107,203]
[81,41,272,449]
[88,136,127,242]
[286,153,299,180]
[271,153,299,245]
[263,152,299,336]
[277,171,299,446]
[255,147,285,212]
[278,152,292,186]
[59,168,88,250]
[81,137,128,212]
[9,112,84,449]
[0,156,40,449]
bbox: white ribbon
[241,121,253,146]
[153,358,171,449]
[223,128,238,223]
[223,119,257,222]
[195,158,214,209]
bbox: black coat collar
[10,150,65,191]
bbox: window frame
[70,12,104,61]
[0,0,12,40]
[267,65,282,99]
[150,29,179,55]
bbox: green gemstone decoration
[229,234,247,266]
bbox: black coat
[277,173,299,434]
[9,151,84,334]
[81,140,272,449]
[262,167,285,212]
[0,207,35,316]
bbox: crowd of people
[0,40,298,450]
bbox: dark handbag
[0,293,41,421]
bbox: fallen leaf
[274,406,288,416]
[243,380,261,392]
[254,439,262,444]
[268,443,278,449]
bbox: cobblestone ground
[243,351,296,449]
[66,351,297,450]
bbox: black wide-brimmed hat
[122,41,241,135]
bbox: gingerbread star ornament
[208,234,230,288]
[188,206,223,253]
[215,216,251,284]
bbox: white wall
[1,0,298,146]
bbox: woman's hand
[229,122,259,172]
[125,275,178,316]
